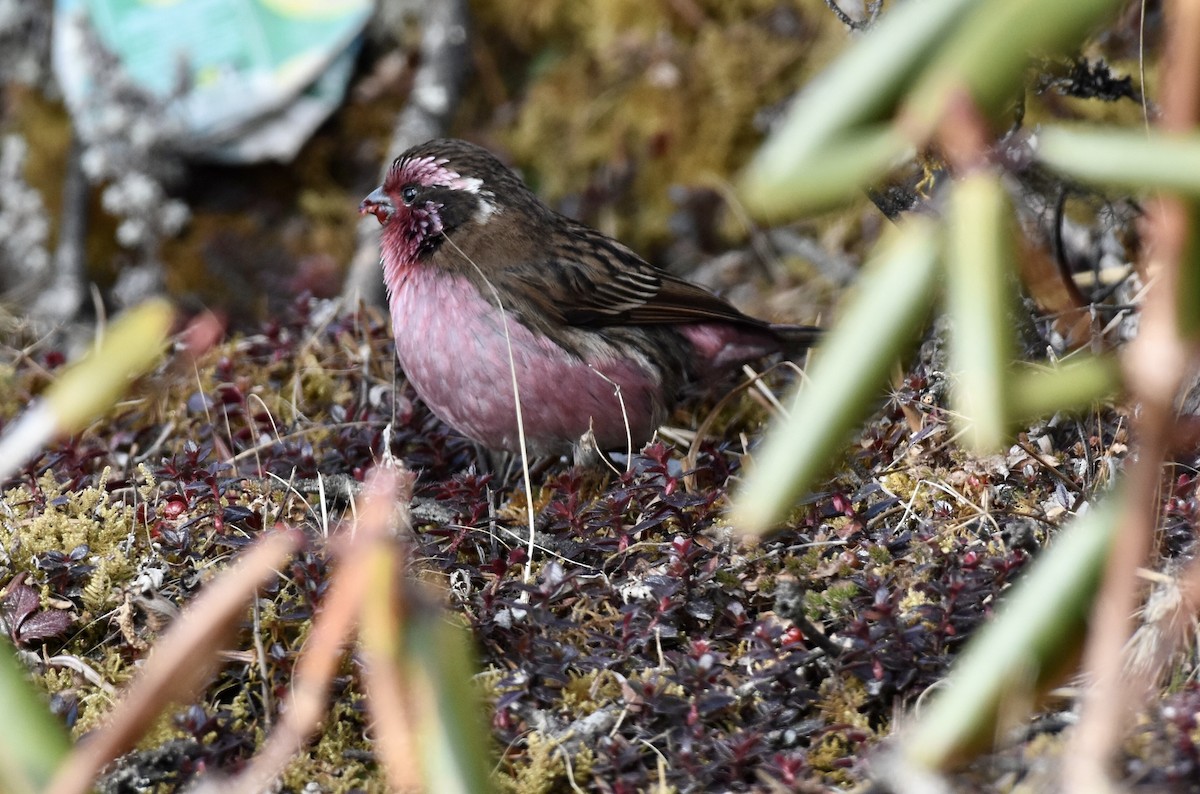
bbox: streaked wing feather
[544,224,770,330]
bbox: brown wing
[532,223,774,331]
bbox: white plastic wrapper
[52,0,374,163]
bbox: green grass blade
[1038,126,1200,195]
[906,0,1126,134]
[1009,357,1121,423]
[895,490,1120,770]
[44,299,175,434]
[0,641,71,793]
[740,0,978,215]
[730,219,941,535]
[740,126,910,219]
[945,173,1015,453]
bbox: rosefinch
[361,139,817,456]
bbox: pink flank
[677,323,782,371]
[387,265,666,454]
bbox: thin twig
[1064,1,1200,788]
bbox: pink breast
[388,268,665,454]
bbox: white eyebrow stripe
[453,176,483,193]
[403,156,483,193]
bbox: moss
[866,544,893,567]
[899,587,930,617]
[0,362,22,420]
[132,711,192,754]
[476,666,508,702]
[807,732,858,786]
[786,547,822,577]
[294,348,341,408]
[35,650,145,741]
[10,470,136,577]
[809,675,873,783]
[80,552,135,616]
[475,0,828,251]
[220,685,259,734]
[559,669,621,711]
[279,690,383,790]
[713,567,742,589]
[496,731,596,794]
[803,581,858,622]
[880,471,923,510]
[36,666,105,738]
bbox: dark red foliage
[1,573,75,648]
[0,294,1136,791]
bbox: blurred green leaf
[0,641,71,794]
[1038,126,1200,194]
[739,126,910,219]
[1039,126,1200,339]
[0,298,175,489]
[739,0,977,215]
[731,219,941,535]
[1009,356,1121,422]
[407,609,493,794]
[1178,202,1200,339]
[740,0,1122,217]
[896,490,1120,770]
[46,299,175,434]
[361,545,492,794]
[946,173,1016,453]
[905,0,1125,133]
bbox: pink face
[360,156,482,224]
[360,154,491,266]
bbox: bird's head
[360,139,530,264]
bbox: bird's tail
[769,323,823,354]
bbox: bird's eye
[400,185,419,205]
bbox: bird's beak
[359,187,395,225]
